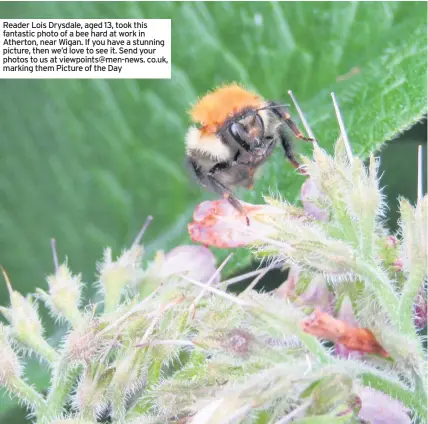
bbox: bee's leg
[207,163,250,226]
[279,132,307,176]
[283,115,314,142]
[186,157,209,188]
[267,101,314,142]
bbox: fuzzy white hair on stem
[133,215,153,246]
[188,253,233,323]
[288,90,317,143]
[331,92,353,163]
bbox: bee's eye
[230,122,252,151]
[230,122,247,141]
[254,113,265,135]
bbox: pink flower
[188,199,277,248]
[386,235,398,249]
[335,296,364,359]
[357,387,411,424]
[301,309,388,358]
[277,265,301,299]
[277,269,333,313]
[300,178,329,221]
[414,284,427,329]
[391,258,404,272]
[298,275,334,313]
[162,245,220,283]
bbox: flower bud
[0,323,22,386]
[298,275,333,313]
[0,274,43,340]
[300,177,329,221]
[74,367,111,418]
[98,245,145,312]
[356,386,411,424]
[37,264,83,327]
[414,284,427,329]
[162,245,220,283]
[0,270,57,362]
[277,265,301,299]
[63,317,105,364]
[399,197,427,273]
[335,296,363,359]
[222,328,254,357]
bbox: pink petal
[414,285,427,329]
[188,199,275,248]
[298,275,334,313]
[357,387,411,424]
[335,296,363,359]
[163,245,220,283]
[386,236,398,249]
[300,178,329,221]
[277,265,301,299]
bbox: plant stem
[44,363,81,419]
[361,372,427,422]
[353,259,400,326]
[66,306,84,328]
[24,335,59,364]
[9,376,46,412]
[398,267,425,335]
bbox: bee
[185,83,314,224]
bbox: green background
[0,1,426,421]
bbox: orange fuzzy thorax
[190,84,264,134]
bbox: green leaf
[0,7,426,417]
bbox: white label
[0,19,171,79]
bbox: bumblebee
[185,83,313,224]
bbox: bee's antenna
[331,92,353,163]
[133,215,153,246]
[287,90,316,142]
[257,103,290,111]
[417,144,424,201]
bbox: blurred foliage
[0,1,426,420]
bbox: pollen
[190,83,264,134]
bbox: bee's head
[228,109,266,149]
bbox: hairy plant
[0,99,426,424]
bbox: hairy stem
[22,335,59,364]
[44,363,81,419]
[9,376,46,414]
[398,267,426,335]
[361,373,427,422]
[353,259,400,326]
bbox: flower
[37,264,83,326]
[335,296,364,359]
[162,245,220,283]
[0,323,21,386]
[356,386,411,424]
[277,268,333,313]
[188,199,279,248]
[300,177,329,221]
[414,283,427,329]
[300,309,389,358]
